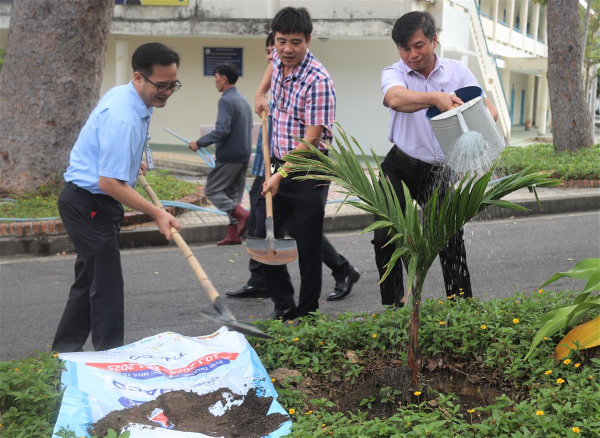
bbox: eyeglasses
[140,73,182,93]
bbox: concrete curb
[1,191,598,257]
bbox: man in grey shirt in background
[190,63,252,245]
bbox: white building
[0,0,552,155]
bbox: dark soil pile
[91,387,288,438]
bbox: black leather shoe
[327,268,361,301]
[267,304,297,321]
[225,284,270,298]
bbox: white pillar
[536,73,549,135]
[115,39,130,86]
[506,0,516,56]
[502,68,511,97]
[492,0,499,52]
[520,0,529,51]
[524,74,535,130]
[531,2,540,54]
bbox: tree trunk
[406,276,423,387]
[547,0,593,152]
[0,0,114,196]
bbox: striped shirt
[270,49,336,159]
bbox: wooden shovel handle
[137,174,220,303]
[261,111,274,220]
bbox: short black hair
[266,32,275,47]
[131,42,180,77]
[271,7,312,40]
[213,63,239,84]
[391,11,437,48]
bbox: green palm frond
[284,124,562,297]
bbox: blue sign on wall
[204,48,243,77]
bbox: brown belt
[393,146,442,170]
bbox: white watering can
[426,86,506,162]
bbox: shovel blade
[199,311,273,339]
[246,236,298,265]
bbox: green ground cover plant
[497,143,600,180]
[254,292,599,437]
[1,293,597,437]
[0,170,197,220]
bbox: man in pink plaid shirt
[254,6,337,321]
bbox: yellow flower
[305,410,313,415]
[538,289,543,294]
[438,300,444,304]
[249,315,255,319]
[536,410,544,416]
[459,291,465,295]
[271,378,276,383]
[512,318,519,324]
[372,333,377,338]
[563,359,571,365]
[322,424,326,427]
[320,341,324,345]
[288,320,294,324]
[53,353,59,357]
[292,338,299,342]
[439,321,446,325]
[575,363,581,368]
[544,370,553,375]
[572,426,581,433]
[447,294,456,300]
[42,200,46,203]
[480,325,487,330]
[556,378,565,384]
[288,408,295,415]
[14,368,19,372]
[371,313,376,318]
[590,375,594,380]
[543,337,549,340]
[280,338,284,342]
[414,391,421,396]
[467,409,475,413]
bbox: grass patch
[497,143,600,180]
[1,292,598,437]
[0,170,198,221]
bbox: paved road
[1,211,598,361]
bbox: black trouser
[246,176,350,289]
[247,175,350,289]
[254,175,330,316]
[52,182,125,352]
[371,147,472,306]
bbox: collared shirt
[64,81,152,194]
[381,55,479,164]
[196,86,253,163]
[271,49,336,159]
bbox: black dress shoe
[267,304,297,321]
[327,268,361,301]
[225,284,270,298]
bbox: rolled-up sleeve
[381,65,407,108]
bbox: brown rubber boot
[231,204,250,239]
[217,224,242,246]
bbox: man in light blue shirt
[53,43,182,353]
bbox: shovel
[137,174,272,340]
[246,111,298,265]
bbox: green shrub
[498,143,600,180]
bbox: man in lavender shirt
[373,11,498,307]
